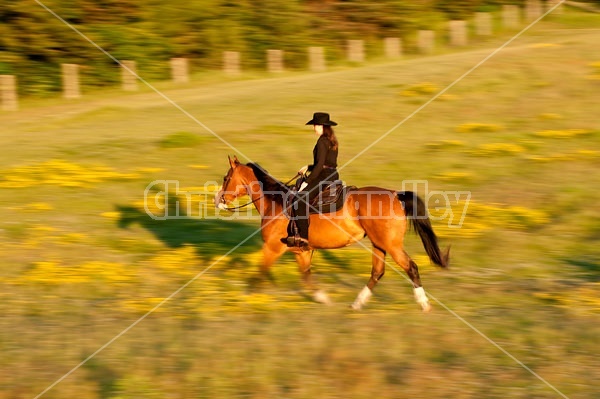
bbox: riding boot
[294,191,310,248]
[295,217,310,247]
[281,192,310,249]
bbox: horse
[215,156,449,311]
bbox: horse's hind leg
[351,245,386,310]
[295,251,331,305]
[390,249,431,312]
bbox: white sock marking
[351,286,372,310]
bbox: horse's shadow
[115,203,366,292]
[116,205,263,262]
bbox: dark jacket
[305,135,338,194]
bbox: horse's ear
[233,155,240,165]
[228,155,237,168]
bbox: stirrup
[281,236,309,249]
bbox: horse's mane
[246,163,290,204]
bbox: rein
[218,195,261,211]
[218,172,301,212]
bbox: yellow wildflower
[101,211,121,219]
[537,113,562,120]
[534,129,592,138]
[470,143,525,156]
[135,167,165,173]
[400,90,418,97]
[588,61,600,69]
[435,172,473,181]
[529,43,561,48]
[425,140,465,150]
[456,123,503,133]
[23,203,54,211]
[438,94,460,101]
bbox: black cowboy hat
[306,112,337,126]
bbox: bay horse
[215,156,449,311]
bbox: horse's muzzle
[214,191,228,210]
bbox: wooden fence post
[267,49,284,73]
[449,20,467,46]
[62,64,81,99]
[223,51,241,75]
[1,75,18,111]
[308,47,326,72]
[384,37,402,58]
[475,12,492,36]
[503,5,521,28]
[526,0,542,21]
[347,40,364,63]
[170,58,189,83]
[121,60,138,91]
[418,30,435,54]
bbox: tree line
[0,0,591,95]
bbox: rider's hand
[298,165,309,175]
[299,182,308,192]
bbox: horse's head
[214,155,255,209]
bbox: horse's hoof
[421,302,432,313]
[313,290,332,305]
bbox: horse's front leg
[295,251,331,305]
[251,240,286,287]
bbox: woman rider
[283,112,339,248]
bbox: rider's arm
[305,138,328,186]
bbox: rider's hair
[323,125,338,151]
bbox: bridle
[217,175,262,211]
[217,170,301,212]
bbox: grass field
[1,9,600,399]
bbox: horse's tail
[397,191,450,268]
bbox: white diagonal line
[304,184,569,398]
[336,0,566,176]
[301,177,569,397]
[313,206,570,398]
[33,173,297,397]
[380,257,570,399]
[424,288,571,399]
[34,0,254,164]
[33,221,265,399]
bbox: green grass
[1,10,600,399]
[158,131,216,149]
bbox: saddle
[283,180,357,245]
[309,180,356,214]
[284,180,356,216]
